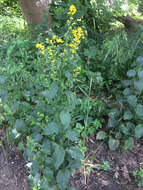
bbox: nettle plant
[100,56,143,150]
[0,5,84,190]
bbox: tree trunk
[18,0,52,27]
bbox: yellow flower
[41,50,45,55]
[46,38,49,43]
[68,5,77,15]
[56,38,64,43]
[52,35,57,40]
[70,49,75,54]
[64,49,67,53]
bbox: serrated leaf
[66,130,79,141]
[108,138,119,151]
[15,119,25,132]
[60,111,71,129]
[135,124,143,139]
[53,145,65,170]
[68,146,83,160]
[41,83,58,99]
[127,95,137,107]
[127,70,136,77]
[96,131,107,140]
[56,169,70,190]
[123,111,132,120]
[43,122,60,136]
[123,137,134,150]
[135,104,143,118]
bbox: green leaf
[107,118,119,128]
[66,130,79,141]
[60,111,71,129]
[31,133,42,142]
[123,137,134,150]
[41,179,51,190]
[68,146,83,160]
[135,104,143,118]
[0,76,5,84]
[96,131,107,140]
[42,140,52,155]
[127,95,137,107]
[134,80,143,92]
[43,167,54,181]
[123,111,132,120]
[15,119,25,132]
[108,138,119,151]
[127,69,136,77]
[53,145,65,170]
[56,169,70,190]
[138,70,143,79]
[41,83,58,99]
[123,88,132,96]
[122,80,132,87]
[43,122,60,136]
[68,159,81,170]
[135,124,143,139]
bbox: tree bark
[18,0,52,27]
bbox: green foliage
[133,168,143,187]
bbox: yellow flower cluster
[36,43,45,55]
[68,5,77,15]
[66,27,84,54]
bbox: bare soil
[0,136,143,190]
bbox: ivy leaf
[127,95,137,107]
[68,146,83,160]
[127,69,136,77]
[96,131,107,140]
[135,124,143,139]
[56,169,70,190]
[60,111,71,129]
[123,137,134,150]
[43,122,60,136]
[53,145,65,170]
[108,138,119,151]
[135,104,143,118]
[66,130,79,141]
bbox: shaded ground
[0,136,143,190]
[70,137,143,190]
[0,146,31,190]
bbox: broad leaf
[66,130,79,141]
[123,88,132,96]
[0,76,5,84]
[60,111,71,129]
[134,80,143,92]
[56,169,70,190]
[96,131,107,140]
[127,69,136,77]
[123,137,134,150]
[15,119,25,132]
[108,138,119,151]
[135,124,143,139]
[68,159,81,170]
[135,104,143,118]
[43,122,60,136]
[68,146,83,160]
[127,95,137,107]
[41,83,58,99]
[138,70,143,79]
[53,145,65,170]
[123,111,132,120]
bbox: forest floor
[0,130,143,190]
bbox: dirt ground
[0,137,143,190]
